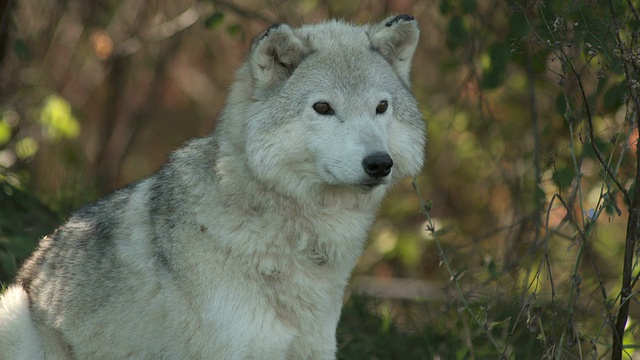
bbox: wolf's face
[289,52,403,190]
[240,16,425,198]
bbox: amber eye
[376,100,388,115]
[313,101,334,116]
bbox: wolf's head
[221,15,425,201]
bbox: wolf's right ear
[369,14,420,86]
[249,24,309,90]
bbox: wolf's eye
[312,101,334,116]
[376,101,388,115]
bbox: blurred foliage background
[1,0,639,358]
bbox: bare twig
[118,3,208,57]
[607,0,640,358]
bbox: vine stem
[412,179,505,357]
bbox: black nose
[362,152,393,178]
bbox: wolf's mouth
[358,179,385,191]
[321,167,388,191]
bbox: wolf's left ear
[369,14,420,85]
[249,24,310,90]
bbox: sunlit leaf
[397,237,421,267]
[15,137,38,159]
[204,12,224,28]
[0,121,11,145]
[227,24,242,37]
[39,95,80,141]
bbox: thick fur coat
[0,15,425,359]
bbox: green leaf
[0,120,11,145]
[13,39,30,61]
[582,138,611,160]
[481,67,503,89]
[460,0,477,14]
[487,258,499,279]
[15,137,38,159]
[508,11,530,38]
[555,94,567,115]
[629,18,639,32]
[39,95,80,141]
[603,83,627,112]
[552,167,574,188]
[439,0,452,15]
[447,16,469,50]
[481,42,509,89]
[227,23,242,37]
[604,192,622,217]
[204,12,224,28]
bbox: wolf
[0,14,424,359]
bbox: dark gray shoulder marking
[17,185,134,306]
[147,137,219,274]
[148,166,180,273]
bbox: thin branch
[608,0,640,358]
[118,3,207,56]
[211,0,274,25]
[559,48,630,204]
[625,0,640,30]
[144,5,204,41]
